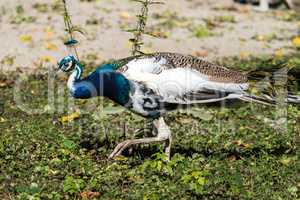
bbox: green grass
[192,25,212,39]
[0,54,299,200]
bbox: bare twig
[61,0,80,60]
[129,0,164,56]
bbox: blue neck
[69,64,130,106]
[74,61,83,80]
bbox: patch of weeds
[51,0,62,12]
[213,4,240,12]
[9,5,36,24]
[275,11,300,22]
[215,15,236,23]
[192,25,212,39]
[152,10,191,30]
[33,3,49,13]
[16,5,24,14]
[204,15,236,28]
[86,15,101,25]
[252,33,277,42]
[63,176,86,194]
[1,55,15,66]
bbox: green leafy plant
[192,25,212,39]
[63,176,86,194]
[181,170,208,195]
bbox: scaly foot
[108,137,166,159]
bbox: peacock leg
[127,119,154,155]
[284,0,294,9]
[109,117,172,160]
[133,119,155,138]
[253,0,269,12]
[153,117,172,161]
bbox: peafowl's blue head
[58,55,77,72]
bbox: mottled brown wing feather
[149,52,248,84]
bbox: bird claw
[108,140,133,159]
[108,137,169,160]
[253,6,269,12]
[109,118,172,160]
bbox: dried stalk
[130,0,163,56]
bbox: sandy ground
[0,0,298,71]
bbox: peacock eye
[65,61,72,67]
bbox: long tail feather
[238,94,275,106]
[238,93,300,106]
[286,95,300,104]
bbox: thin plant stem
[130,0,163,56]
[61,0,80,60]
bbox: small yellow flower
[250,87,258,95]
[19,34,33,43]
[280,156,291,166]
[59,112,80,124]
[240,51,250,59]
[274,49,284,58]
[292,36,300,48]
[40,55,56,64]
[233,139,251,148]
[0,117,7,123]
[256,35,265,41]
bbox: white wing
[124,56,167,74]
[122,57,249,104]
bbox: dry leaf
[148,30,169,38]
[227,155,237,161]
[44,42,58,51]
[194,50,209,57]
[0,82,7,88]
[233,139,251,148]
[119,11,131,20]
[44,26,55,39]
[80,191,101,200]
[0,79,14,88]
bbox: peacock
[58,52,300,160]
[234,0,294,11]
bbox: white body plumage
[123,57,249,105]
